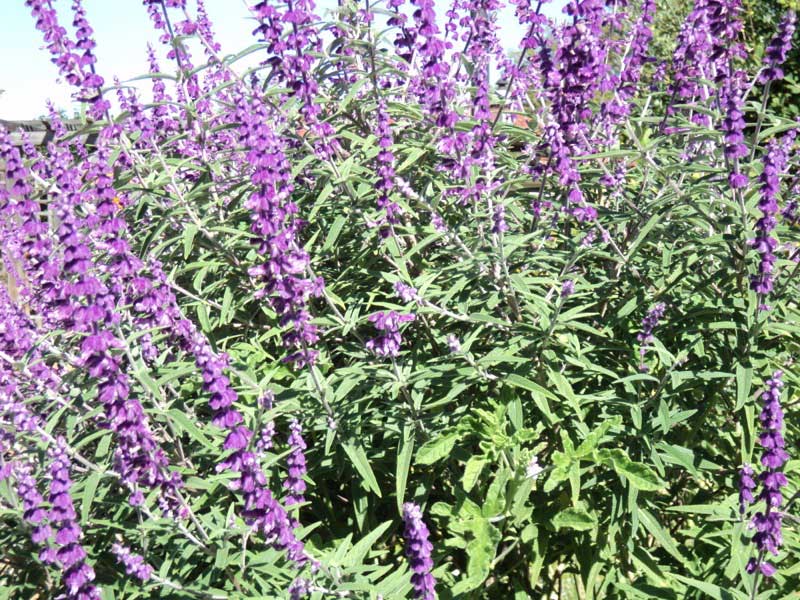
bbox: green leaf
[638,508,687,564]
[672,575,747,600]
[220,287,234,325]
[343,440,382,497]
[344,521,393,567]
[462,456,487,492]
[552,506,597,531]
[505,374,557,424]
[396,425,414,513]
[596,449,664,492]
[322,215,347,252]
[735,364,752,411]
[416,432,460,465]
[80,472,102,523]
[451,518,501,594]
[183,223,198,259]
[168,408,212,447]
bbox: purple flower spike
[637,302,666,370]
[750,131,797,300]
[376,100,401,233]
[240,97,323,367]
[739,464,756,514]
[492,204,508,235]
[366,311,416,358]
[283,419,308,509]
[112,543,154,582]
[48,438,102,600]
[744,372,789,578]
[760,11,796,84]
[402,502,436,600]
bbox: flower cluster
[561,280,575,298]
[602,0,656,122]
[721,75,749,189]
[760,11,797,84]
[744,372,789,577]
[5,0,800,597]
[366,311,416,358]
[394,281,419,303]
[375,100,401,234]
[112,543,155,582]
[192,336,307,566]
[8,463,52,554]
[283,419,308,511]
[241,97,324,367]
[48,438,102,599]
[25,0,109,118]
[739,464,756,515]
[637,302,666,370]
[251,0,338,158]
[402,502,436,600]
[751,131,796,300]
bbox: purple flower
[526,456,544,480]
[192,336,307,566]
[289,578,311,599]
[744,372,789,577]
[561,280,575,298]
[720,71,749,189]
[669,0,747,128]
[739,464,756,514]
[759,11,796,84]
[283,419,308,510]
[492,204,508,235]
[637,302,666,370]
[250,0,338,159]
[394,281,419,303]
[112,543,154,582]
[375,100,401,234]
[402,502,436,600]
[24,0,109,119]
[405,0,456,129]
[48,438,102,600]
[11,462,54,560]
[602,0,656,122]
[366,311,416,358]
[446,334,461,354]
[751,131,797,298]
[240,97,324,367]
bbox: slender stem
[748,81,772,165]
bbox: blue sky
[0,0,566,119]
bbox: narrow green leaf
[183,224,198,259]
[735,364,752,411]
[505,374,557,424]
[344,521,393,567]
[462,456,487,492]
[322,215,347,252]
[343,440,382,497]
[396,425,414,513]
[80,472,102,523]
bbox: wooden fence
[1,118,92,148]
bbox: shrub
[1,0,800,598]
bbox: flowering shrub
[2,0,800,598]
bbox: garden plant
[2,0,800,598]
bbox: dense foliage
[2,0,800,598]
